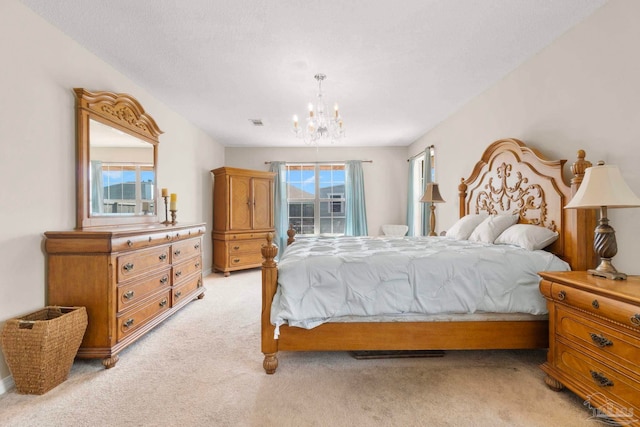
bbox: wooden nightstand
[539,271,640,426]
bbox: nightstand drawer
[551,282,640,331]
[556,306,640,377]
[555,341,640,412]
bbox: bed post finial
[287,224,296,246]
[458,178,468,218]
[571,149,592,187]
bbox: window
[286,163,346,236]
[98,163,155,214]
[409,146,436,235]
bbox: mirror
[75,89,162,229]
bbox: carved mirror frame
[75,88,163,229]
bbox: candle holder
[161,195,171,225]
[170,210,177,225]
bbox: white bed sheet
[271,236,569,335]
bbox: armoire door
[251,177,274,230]
[228,175,252,230]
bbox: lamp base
[588,264,627,281]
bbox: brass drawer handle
[123,263,134,272]
[195,262,200,268]
[590,370,613,387]
[174,291,182,299]
[233,258,240,263]
[175,270,182,278]
[194,243,200,250]
[174,249,181,256]
[592,299,599,309]
[123,318,134,328]
[557,290,566,301]
[160,276,168,284]
[233,245,241,250]
[589,333,613,348]
[123,290,135,300]
[631,314,640,327]
[159,299,168,307]
[159,253,167,261]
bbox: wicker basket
[1,306,87,395]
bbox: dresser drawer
[555,341,640,412]
[556,306,640,378]
[112,231,174,252]
[172,274,203,306]
[117,269,171,312]
[117,290,171,341]
[551,282,640,331]
[171,238,202,263]
[173,256,202,286]
[228,239,265,254]
[117,245,170,282]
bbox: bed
[260,138,596,374]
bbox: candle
[161,188,169,197]
[334,104,339,118]
[170,193,177,211]
[293,115,298,128]
[308,103,314,117]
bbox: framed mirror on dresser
[45,89,206,369]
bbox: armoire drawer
[117,290,171,341]
[228,239,265,254]
[172,274,203,306]
[556,306,640,377]
[117,245,170,282]
[228,252,263,268]
[551,282,640,331]
[117,269,171,312]
[555,341,640,412]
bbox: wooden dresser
[45,223,206,368]
[211,167,275,276]
[539,271,640,425]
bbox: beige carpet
[0,270,596,426]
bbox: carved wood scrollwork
[475,162,554,230]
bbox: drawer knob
[592,299,599,309]
[233,246,240,250]
[557,290,566,301]
[123,318,135,328]
[195,262,200,268]
[127,240,133,247]
[123,263,134,272]
[123,290,135,300]
[589,333,613,348]
[159,299,168,307]
[631,314,640,327]
[174,291,182,299]
[159,253,167,261]
[160,276,168,284]
[175,270,182,278]
[590,370,614,387]
[174,249,181,256]
[194,243,200,250]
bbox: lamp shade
[565,164,640,209]
[420,183,446,203]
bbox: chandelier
[292,73,345,144]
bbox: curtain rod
[407,145,434,162]
[264,160,373,165]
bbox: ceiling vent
[249,119,264,126]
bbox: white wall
[0,1,225,386]
[408,0,640,274]
[224,146,408,236]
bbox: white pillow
[468,214,519,244]
[445,214,488,240]
[495,224,559,251]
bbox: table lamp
[565,161,640,280]
[420,182,446,236]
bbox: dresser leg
[197,292,205,299]
[102,355,119,369]
[544,375,564,391]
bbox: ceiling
[20,0,606,148]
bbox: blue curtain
[269,162,289,257]
[344,160,368,236]
[90,160,104,214]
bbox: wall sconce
[420,182,446,236]
[565,161,640,280]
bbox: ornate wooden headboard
[458,138,596,271]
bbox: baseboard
[0,374,15,395]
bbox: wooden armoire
[211,167,275,276]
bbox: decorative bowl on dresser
[539,271,640,426]
[44,89,206,368]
